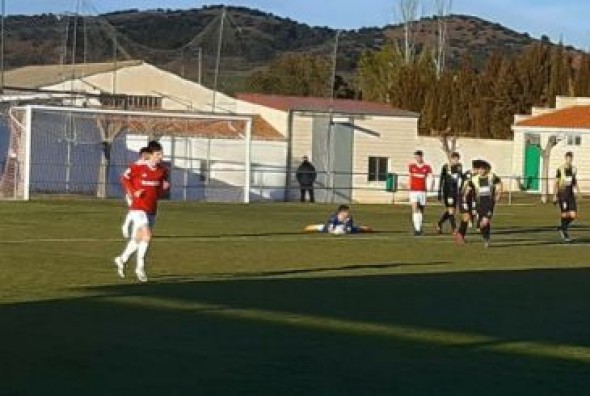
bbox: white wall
[513,128,590,194]
[126,135,287,201]
[352,116,418,203]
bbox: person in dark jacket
[296,156,317,203]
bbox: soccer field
[2,200,590,395]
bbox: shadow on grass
[159,261,450,279]
[3,268,590,395]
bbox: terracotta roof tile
[516,105,590,129]
[236,93,419,118]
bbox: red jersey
[409,162,432,192]
[121,162,169,215]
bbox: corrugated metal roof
[515,105,590,130]
[121,114,283,141]
[4,60,143,89]
[237,93,419,118]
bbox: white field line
[0,231,578,245]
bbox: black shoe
[413,230,423,237]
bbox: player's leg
[448,205,457,233]
[455,209,470,244]
[479,204,494,247]
[135,214,157,282]
[134,225,152,282]
[557,195,574,242]
[121,211,133,239]
[121,195,133,238]
[304,224,326,233]
[436,195,450,234]
[410,192,423,235]
[309,188,315,203]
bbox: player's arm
[553,169,561,202]
[121,165,143,198]
[463,181,474,200]
[437,166,445,200]
[494,177,503,203]
[574,172,582,199]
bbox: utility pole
[198,46,203,85]
[329,30,341,101]
[1,0,5,95]
[212,7,226,113]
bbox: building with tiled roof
[236,93,420,203]
[512,97,590,192]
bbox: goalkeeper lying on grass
[304,205,373,235]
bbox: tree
[397,0,420,65]
[432,0,452,78]
[96,116,128,199]
[245,53,331,97]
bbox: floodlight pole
[1,0,5,95]
[326,30,341,203]
[212,7,226,113]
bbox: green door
[524,143,542,191]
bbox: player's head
[414,150,424,164]
[336,204,351,222]
[147,141,163,165]
[565,151,574,165]
[139,147,151,161]
[477,161,491,176]
[450,152,460,164]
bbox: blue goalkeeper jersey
[324,213,360,233]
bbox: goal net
[0,105,257,202]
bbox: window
[368,156,389,182]
[567,135,582,146]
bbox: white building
[513,96,590,193]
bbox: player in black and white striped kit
[553,152,581,242]
[462,161,503,248]
[436,152,463,234]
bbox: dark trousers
[300,188,315,203]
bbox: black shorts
[558,194,577,213]
[443,193,458,209]
[459,197,474,214]
[477,201,495,219]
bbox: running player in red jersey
[408,150,434,236]
[121,146,152,239]
[115,141,169,282]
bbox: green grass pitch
[2,199,590,395]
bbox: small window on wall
[368,156,389,182]
[567,135,582,146]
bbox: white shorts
[129,210,157,238]
[409,191,427,207]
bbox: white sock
[412,212,423,232]
[120,240,138,263]
[136,241,150,271]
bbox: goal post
[2,104,255,203]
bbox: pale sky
[7,0,590,49]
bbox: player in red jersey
[408,150,434,236]
[115,141,169,282]
[121,146,152,239]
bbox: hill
[2,5,580,93]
